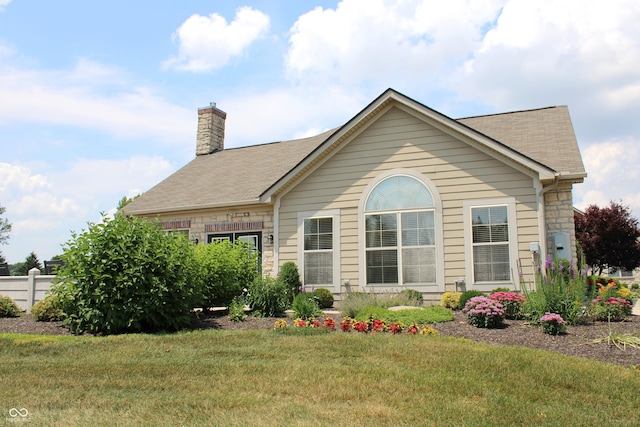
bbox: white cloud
[0,0,11,11]
[163,7,270,72]
[574,138,640,215]
[0,59,193,145]
[453,0,640,140]
[285,0,504,87]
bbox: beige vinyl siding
[278,106,539,293]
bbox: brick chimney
[196,102,226,156]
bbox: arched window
[364,175,436,285]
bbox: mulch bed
[2,311,639,367]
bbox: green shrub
[458,290,484,311]
[313,288,334,308]
[51,214,198,335]
[247,276,291,317]
[30,294,65,321]
[291,292,321,319]
[340,292,378,318]
[280,262,302,295]
[354,305,454,324]
[0,295,21,317]
[193,240,259,308]
[631,283,639,290]
[521,256,590,325]
[441,292,462,310]
[228,296,247,322]
[491,287,511,294]
[463,296,505,328]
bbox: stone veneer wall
[543,182,578,263]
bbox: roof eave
[124,198,266,216]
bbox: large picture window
[364,175,436,285]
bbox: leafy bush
[51,214,198,335]
[521,256,590,325]
[228,296,247,322]
[489,291,525,320]
[280,262,302,295]
[313,288,334,308]
[441,292,462,310]
[30,294,65,321]
[0,295,21,317]
[458,290,484,312]
[591,296,632,321]
[193,240,259,308]
[631,283,639,290]
[491,287,512,294]
[340,292,378,318]
[247,276,291,317]
[463,296,505,328]
[539,312,567,335]
[291,292,321,319]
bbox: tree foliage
[0,204,11,263]
[193,240,259,308]
[52,214,197,335]
[16,251,44,275]
[574,201,640,275]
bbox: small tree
[575,201,640,275]
[16,252,43,275]
[0,204,11,263]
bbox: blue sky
[1,0,639,264]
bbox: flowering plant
[389,323,403,334]
[406,322,419,335]
[419,325,439,336]
[340,317,354,332]
[322,317,336,330]
[463,296,505,328]
[370,319,386,333]
[592,296,632,322]
[539,312,566,335]
[489,291,525,320]
[353,321,369,333]
[273,319,288,329]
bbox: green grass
[1,330,639,426]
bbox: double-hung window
[299,210,340,289]
[303,217,333,286]
[464,198,517,286]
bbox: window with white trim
[471,205,511,282]
[303,217,333,286]
[364,175,436,285]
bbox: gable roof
[124,89,585,215]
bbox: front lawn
[1,330,638,426]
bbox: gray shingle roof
[124,129,336,214]
[124,99,584,215]
[458,106,585,176]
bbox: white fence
[0,268,54,312]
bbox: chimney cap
[198,102,225,112]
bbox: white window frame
[358,169,444,293]
[463,197,519,291]
[297,209,341,291]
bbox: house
[123,89,586,302]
